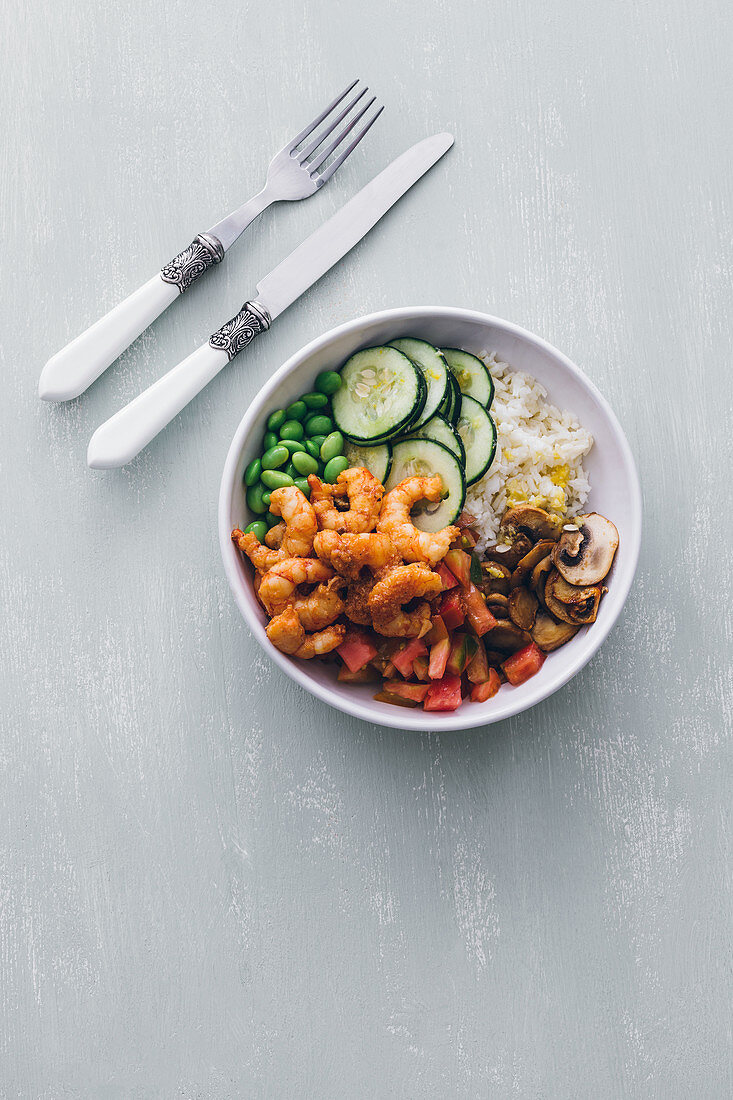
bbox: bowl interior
[220,308,641,731]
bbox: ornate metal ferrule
[160,233,224,293]
[209,301,271,362]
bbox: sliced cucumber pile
[456,394,497,485]
[343,439,392,484]
[388,338,450,431]
[332,346,426,443]
[403,412,465,466]
[326,338,498,510]
[385,440,466,532]
[442,348,494,408]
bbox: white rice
[466,352,593,552]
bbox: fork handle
[86,302,270,469]
[38,234,224,403]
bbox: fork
[38,80,383,402]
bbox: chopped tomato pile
[334,546,547,712]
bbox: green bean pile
[242,370,346,541]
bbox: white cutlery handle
[87,302,271,469]
[39,234,224,402]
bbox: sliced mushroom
[510,540,557,589]
[501,505,561,542]
[486,593,510,617]
[484,534,533,571]
[480,561,511,596]
[485,649,508,668]
[544,570,602,625]
[508,586,539,631]
[531,612,580,651]
[530,554,554,595]
[552,513,619,585]
[484,619,533,653]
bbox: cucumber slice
[456,394,497,485]
[385,439,466,531]
[403,413,465,466]
[388,338,450,432]
[332,346,426,443]
[442,348,494,408]
[342,440,392,484]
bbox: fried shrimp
[313,530,398,579]
[258,557,335,616]
[293,623,346,659]
[309,468,384,533]
[293,576,347,631]
[377,476,460,566]
[232,528,285,573]
[268,486,318,557]
[368,563,442,637]
[266,605,305,655]
[343,575,375,626]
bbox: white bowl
[219,307,641,731]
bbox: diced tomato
[435,562,459,591]
[444,549,472,587]
[459,528,479,549]
[337,629,378,673]
[383,679,430,703]
[470,669,502,701]
[428,637,451,680]
[466,639,490,684]
[455,509,478,529]
[439,590,465,631]
[424,674,463,711]
[463,583,498,637]
[502,642,547,686]
[425,615,448,645]
[337,663,379,684]
[374,690,419,709]
[446,633,478,677]
[412,654,429,682]
[392,637,428,678]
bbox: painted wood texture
[1,0,731,1095]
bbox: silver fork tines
[209,81,383,251]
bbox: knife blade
[87,132,453,469]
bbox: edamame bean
[301,391,329,410]
[286,400,308,421]
[244,520,267,541]
[261,444,289,470]
[261,469,294,490]
[320,430,344,463]
[309,434,327,448]
[293,478,311,497]
[246,484,268,514]
[244,458,262,486]
[305,414,333,436]
[267,409,287,432]
[279,419,305,441]
[284,461,297,478]
[280,439,306,455]
[263,431,278,451]
[315,370,342,395]
[265,512,281,529]
[262,490,271,507]
[304,439,320,459]
[323,455,349,481]
[291,450,319,476]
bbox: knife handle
[38,234,224,402]
[86,302,270,469]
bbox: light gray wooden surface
[1,0,731,1096]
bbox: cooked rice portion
[466,352,593,552]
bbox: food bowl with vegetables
[219,307,641,731]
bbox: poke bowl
[218,306,641,732]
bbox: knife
[87,132,453,469]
